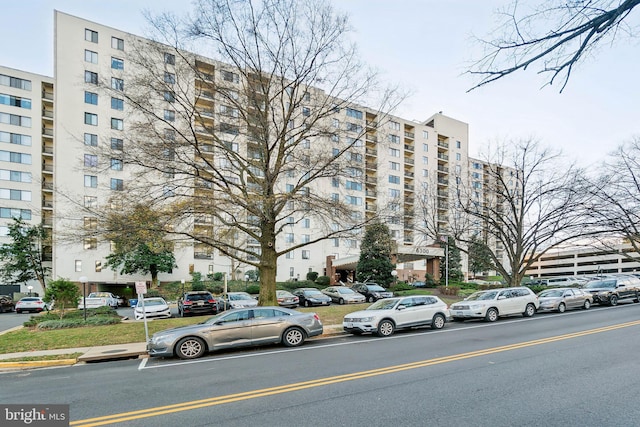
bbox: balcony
[404,158,414,165]
[404,144,414,152]
[365,148,377,156]
[366,134,378,143]
[366,120,378,128]
[404,171,414,178]
[366,190,377,198]
[438,140,449,149]
[404,131,415,139]
[42,128,53,137]
[437,178,448,186]
[437,153,449,161]
[437,165,448,173]
[404,184,414,191]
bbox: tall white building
[2,11,499,295]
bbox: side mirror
[497,296,506,300]
[397,305,406,311]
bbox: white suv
[450,287,539,322]
[343,296,451,337]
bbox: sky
[1,0,638,166]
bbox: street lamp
[181,279,185,295]
[27,285,33,296]
[79,276,88,322]
[245,274,249,291]
[391,270,398,286]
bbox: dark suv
[0,295,14,313]
[178,291,219,317]
[352,283,393,303]
[582,276,640,306]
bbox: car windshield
[141,299,166,306]
[20,298,40,302]
[539,290,563,298]
[366,299,398,310]
[230,293,252,301]
[367,285,386,291]
[305,290,324,297]
[466,291,498,301]
[584,280,615,289]
[187,294,211,301]
[338,288,356,294]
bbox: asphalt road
[3,303,640,426]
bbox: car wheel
[431,313,446,330]
[376,319,395,337]
[304,300,311,307]
[175,337,206,359]
[367,295,375,303]
[609,295,618,306]
[583,300,591,310]
[523,303,536,317]
[484,308,498,322]
[15,309,21,314]
[179,308,184,317]
[282,327,305,347]
[339,298,345,305]
[557,303,566,313]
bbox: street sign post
[135,281,149,343]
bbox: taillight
[183,301,193,305]
[36,301,43,305]
[208,299,216,303]
[313,313,320,321]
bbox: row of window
[0,188,31,201]
[84,154,123,171]
[0,207,31,220]
[0,150,31,165]
[84,91,125,110]
[0,74,31,91]
[0,93,31,109]
[84,49,125,70]
[284,250,311,260]
[85,28,124,51]
[0,112,31,128]
[0,131,31,146]
[84,113,123,130]
[84,175,123,191]
[83,134,124,150]
[84,71,124,92]
[0,169,31,182]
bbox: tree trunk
[150,265,159,288]
[258,244,277,306]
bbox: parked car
[134,297,172,320]
[0,295,15,313]
[77,292,119,309]
[352,283,393,303]
[15,297,49,314]
[276,290,299,308]
[221,292,259,310]
[292,288,332,307]
[343,296,450,337]
[147,306,323,359]
[321,286,366,304]
[178,291,219,317]
[449,287,539,322]
[582,276,640,306]
[410,281,427,288]
[537,288,592,312]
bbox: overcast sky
[2,0,638,166]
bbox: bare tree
[86,0,401,305]
[454,139,596,286]
[468,0,640,92]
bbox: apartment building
[2,11,495,294]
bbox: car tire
[523,303,536,317]
[609,295,618,306]
[484,308,498,322]
[557,303,566,313]
[175,337,206,359]
[304,300,311,307]
[376,319,395,337]
[282,327,305,347]
[583,300,591,309]
[15,309,21,314]
[431,313,446,330]
[367,295,375,303]
[339,298,345,305]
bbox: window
[0,208,31,219]
[389,121,400,130]
[110,178,124,191]
[85,71,98,84]
[456,140,461,149]
[221,70,239,83]
[345,195,362,206]
[164,72,175,84]
[0,151,31,164]
[302,235,310,243]
[84,112,98,126]
[84,217,98,230]
[111,158,123,171]
[111,118,123,130]
[84,154,97,167]
[0,113,30,128]
[331,134,339,142]
[75,260,82,272]
[390,161,400,171]
[388,134,400,144]
[302,139,310,149]
[84,238,97,250]
[346,122,362,133]
[333,238,339,247]
[84,91,98,105]
[164,52,175,65]
[303,218,310,228]
[0,189,31,201]
[422,169,429,177]
[332,178,339,188]
[423,130,428,139]
[164,110,175,122]
[303,91,311,101]
[389,188,401,198]
[111,97,123,110]
[389,175,400,184]
[111,57,124,70]
[456,153,461,161]
[95,261,102,272]
[220,123,239,134]
[84,133,97,146]
[302,250,310,260]
[0,93,31,109]
[0,74,31,91]
[286,251,294,259]
[84,196,97,208]
[84,175,97,188]
[332,118,339,128]
[163,91,175,103]
[111,77,124,91]
[389,148,400,157]
[345,180,362,191]
[220,105,239,117]
[302,106,310,117]
[0,132,31,146]
[110,138,123,150]
[286,184,294,193]
[84,50,98,64]
[85,29,98,43]
[285,233,294,243]
[331,193,339,201]
[423,143,428,152]
[346,108,363,120]
[111,36,124,50]
[423,156,428,165]
[0,170,31,183]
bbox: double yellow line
[71,320,640,426]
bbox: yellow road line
[71,320,640,426]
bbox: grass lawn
[0,292,462,355]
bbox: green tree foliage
[0,218,50,291]
[190,271,204,291]
[306,271,319,281]
[105,244,176,288]
[439,241,464,285]
[468,235,496,276]
[356,222,395,287]
[43,278,81,319]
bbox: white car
[343,296,450,337]
[134,297,172,320]
[223,292,258,309]
[449,287,539,322]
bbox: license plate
[346,323,353,328]
[197,301,204,306]
[456,311,463,316]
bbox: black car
[352,283,393,303]
[178,291,219,317]
[292,288,332,307]
[582,276,640,306]
[0,295,14,313]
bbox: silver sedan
[537,288,593,312]
[148,306,323,359]
[321,286,366,304]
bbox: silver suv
[450,287,539,322]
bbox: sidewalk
[0,324,345,370]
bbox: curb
[0,358,78,370]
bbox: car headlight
[373,292,381,297]
[468,304,484,310]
